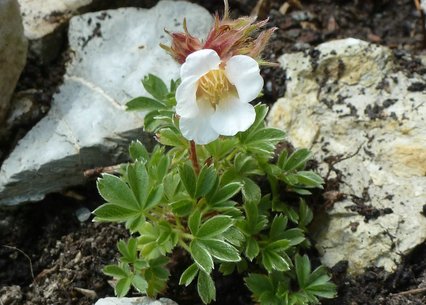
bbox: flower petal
[225,55,263,103]
[181,49,221,80]
[179,100,219,145]
[175,76,199,117]
[210,95,256,136]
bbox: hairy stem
[189,140,200,174]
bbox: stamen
[197,69,234,107]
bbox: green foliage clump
[94,74,336,304]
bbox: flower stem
[189,140,200,174]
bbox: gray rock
[0,1,212,205]
[0,0,28,125]
[75,207,91,222]
[268,38,426,274]
[18,0,95,62]
[94,297,177,305]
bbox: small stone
[75,207,91,222]
[94,297,178,305]
[0,285,23,305]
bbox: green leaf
[201,239,240,262]
[262,250,290,272]
[219,262,235,276]
[142,74,168,100]
[196,166,217,198]
[132,274,148,293]
[115,276,132,297]
[197,271,216,304]
[222,227,245,247]
[117,238,137,263]
[293,171,324,188]
[170,199,193,217]
[283,149,311,171]
[269,215,288,241]
[179,164,197,198]
[267,239,291,251]
[245,237,260,261]
[169,78,181,94]
[241,177,261,204]
[93,204,138,222]
[245,104,269,133]
[197,216,234,239]
[299,199,313,228]
[126,96,166,111]
[144,184,164,210]
[295,254,311,288]
[188,209,201,235]
[245,273,273,300]
[190,240,213,274]
[281,228,306,246]
[158,128,187,147]
[305,278,336,298]
[179,263,199,286]
[205,138,238,160]
[163,173,181,200]
[103,265,128,278]
[126,214,146,232]
[129,140,149,161]
[210,182,241,204]
[126,162,149,207]
[97,174,139,210]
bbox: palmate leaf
[126,161,149,207]
[157,128,187,148]
[238,104,285,157]
[97,174,139,210]
[142,74,169,101]
[295,255,337,300]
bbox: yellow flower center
[197,69,234,107]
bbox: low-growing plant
[93,1,336,304]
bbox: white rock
[94,297,177,305]
[0,0,28,124]
[18,0,93,61]
[0,1,212,205]
[269,38,426,274]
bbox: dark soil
[1,0,426,305]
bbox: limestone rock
[94,297,177,305]
[0,1,212,205]
[18,0,96,62]
[269,38,426,274]
[0,0,28,125]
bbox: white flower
[176,49,263,145]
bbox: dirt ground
[1,0,426,304]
